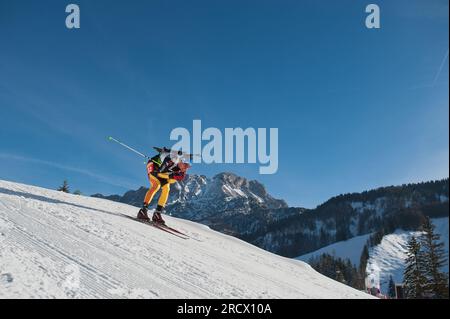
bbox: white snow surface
[0,180,371,299]
[296,233,372,266]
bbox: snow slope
[296,233,372,266]
[296,218,449,295]
[367,217,449,293]
[0,180,371,299]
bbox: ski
[151,223,190,240]
[158,224,189,238]
[121,214,189,239]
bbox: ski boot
[152,205,166,225]
[137,204,150,221]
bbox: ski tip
[107,136,113,141]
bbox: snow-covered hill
[0,180,371,299]
[296,218,449,295]
[366,217,449,293]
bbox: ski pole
[108,136,150,159]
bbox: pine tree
[388,275,396,299]
[419,217,449,299]
[353,268,366,290]
[403,236,427,299]
[58,180,70,193]
[309,254,364,290]
[73,190,82,195]
[359,244,370,282]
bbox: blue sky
[0,0,448,208]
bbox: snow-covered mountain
[0,179,371,299]
[250,179,449,257]
[168,172,288,217]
